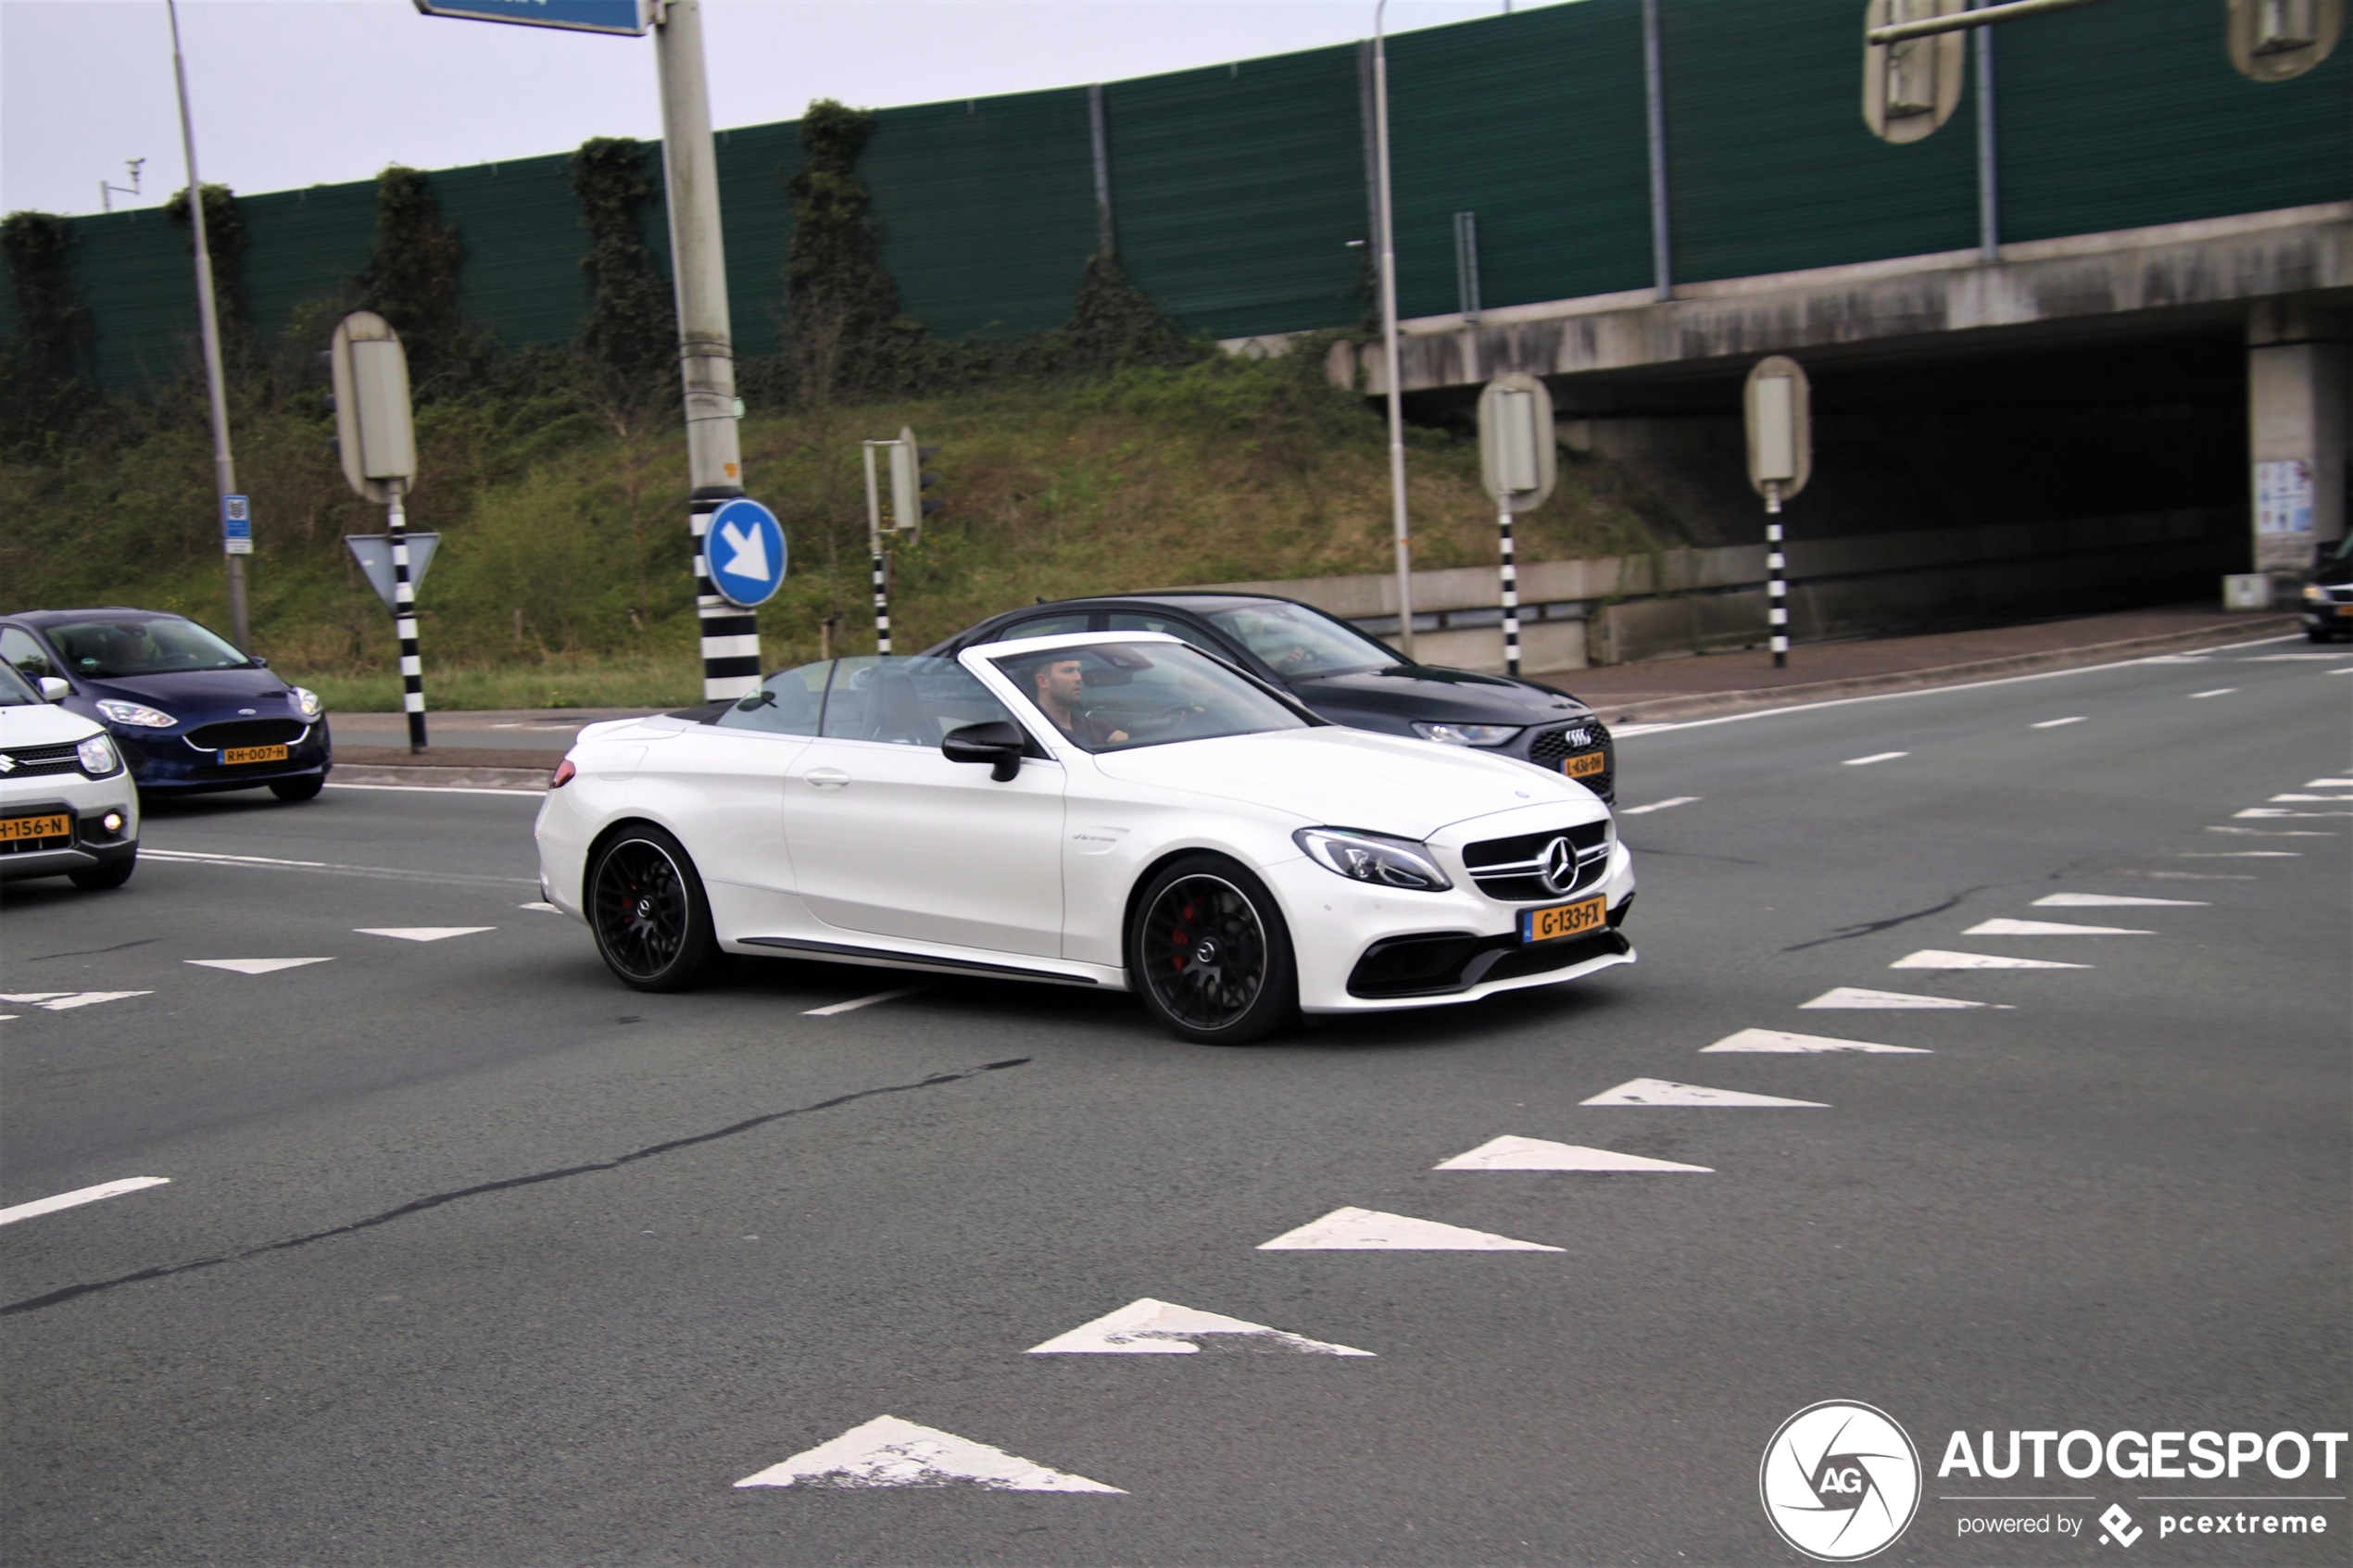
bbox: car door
[650,661,828,927]
[781,656,1065,958]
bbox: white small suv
[0,661,140,890]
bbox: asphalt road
[4,634,2347,1567]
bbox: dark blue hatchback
[0,608,333,800]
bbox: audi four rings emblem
[1539,836,1576,894]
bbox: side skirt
[736,935,1101,986]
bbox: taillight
[549,759,577,789]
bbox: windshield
[1205,601,1400,679]
[43,617,250,678]
[0,661,39,707]
[990,640,1310,754]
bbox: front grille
[1527,719,1614,800]
[1462,820,1612,903]
[1349,926,1629,998]
[0,741,82,780]
[185,719,307,750]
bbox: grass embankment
[2,355,1679,709]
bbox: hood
[84,668,292,715]
[1289,664,1592,728]
[1089,726,1604,841]
[0,699,104,747]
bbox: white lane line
[2179,851,2300,858]
[0,991,153,1011]
[1257,1207,1562,1250]
[2271,793,2353,802]
[1434,1135,1712,1173]
[2188,688,2236,698]
[140,847,537,889]
[185,958,334,975]
[1026,1298,1373,1356]
[144,847,333,869]
[2241,652,2353,661]
[2333,667,2353,674]
[1703,1027,1928,1055]
[1964,918,2151,935]
[2034,893,2206,907]
[2032,717,2086,729]
[2205,825,2334,835]
[803,986,925,1017]
[519,901,561,912]
[2309,778,2353,787]
[355,926,497,942]
[0,1176,170,1227]
[1843,751,1908,766]
[1582,1078,1828,1107]
[1620,796,1699,814]
[325,783,544,797]
[1892,950,2087,970]
[2234,807,2353,818]
[1801,985,2012,1010]
[735,1416,1124,1492]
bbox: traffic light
[887,424,941,541]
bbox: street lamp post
[1373,1,1415,661]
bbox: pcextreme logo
[1760,1400,1924,1562]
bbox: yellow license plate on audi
[1521,894,1606,944]
[1564,751,1605,780]
[220,745,289,765]
[0,813,70,843]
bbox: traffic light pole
[653,0,756,701]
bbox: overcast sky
[3,0,1546,217]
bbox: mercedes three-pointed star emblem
[1539,836,1576,895]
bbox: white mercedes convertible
[535,633,1634,1043]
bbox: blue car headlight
[1293,827,1453,892]
[76,734,122,777]
[95,699,176,728]
[289,685,322,719]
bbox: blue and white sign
[221,494,252,557]
[706,498,787,608]
[411,0,652,37]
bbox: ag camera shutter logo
[1760,1400,1922,1561]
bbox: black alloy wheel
[588,826,721,991]
[1127,854,1296,1045]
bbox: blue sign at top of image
[706,498,787,608]
[411,0,652,37]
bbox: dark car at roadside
[0,608,332,800]
[2299,533,2353,642]
[925,592,1617,801]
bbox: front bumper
[121,722,333,794]
[2300,599,2353,633]
[1275,838,1637,1014]
[0,781,141,883]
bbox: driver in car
[1029,657,1128,747]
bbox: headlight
[76,734,121,776]
[95,699,176,728]
[2303,583,2326,604]
[1413,721,1521,747]
[1293,827,1453,891]
[289,685,322,718]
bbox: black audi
[0,608,333,800]
[927,593,1616,801]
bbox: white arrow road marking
[716,519,771,583]
[2032,717,2086,728]
[2033,893,2207,907]
[735,1416,1123,1492]
[1620,796,1698,814]
[1703,1028,1928,1055]
[1963,918,2152,936]
[1892,950,2087,970]
[1843,752,1909,766]
[1256,1207,1563,1251]
[0,991,152,1011]
[354,927,497,942]
[1435,1135,1712,1173]
[1580,1078,1828,1108]
[2188,688,2237,698]
[1026,1298,1374,1356]
[185,958,335,975]
[804,987,924,1017]
[0,1176,170,1227]
[1801,985,2012,1010]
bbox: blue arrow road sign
[411,0,651,36]
[706,498,787,608]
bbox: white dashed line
[324,783,545,797]
[1026,1298,1374,1356]
[1891,950,2087,970]
[2309,778,2353,787]
[0,1176,170,1227]
[1434,1136,1712,1173]
[803,987,925,1017]
[1581,1078,1828,1107]
[2031,717,2086,729]
[1843,752,1908,766]
[1257,1207,1562,1250]
[1619,796,1699,815]
[2188,688,2236,698]
[185,958,335,975]
[0,991,152,1011]
[355,927,498,942]
[1702,1028,1928,1055]
[2034,893,2206,907]
[1963,918,2151,936]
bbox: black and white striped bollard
[690,489,761,700]
[1499,506,1521,677]
[386,486,427,752]
[1766,483,1788,669]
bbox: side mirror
[942,720,1027,782]
[37,677,69,703]
[250,655,270,668]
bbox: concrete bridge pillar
[2247,295,2349,577]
